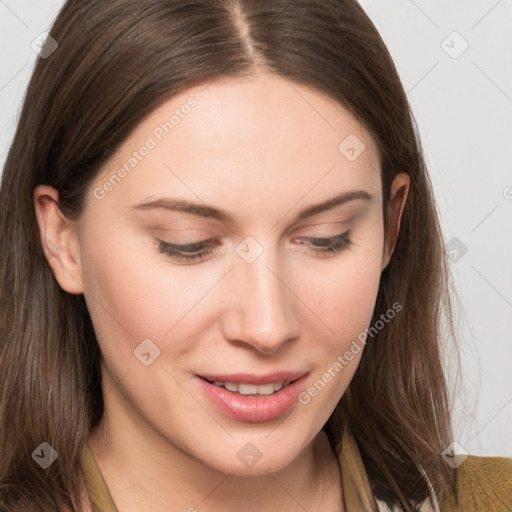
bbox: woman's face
[37,72,408,474]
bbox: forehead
[89,73,381,218]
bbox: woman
[0,1,510,511]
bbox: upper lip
[198,371,308,385]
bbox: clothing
[81,430,512,511]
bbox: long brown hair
[0,0,458,510]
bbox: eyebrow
[129,189,373,226]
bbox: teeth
[224,382,239,392]
[211,380,292,395]
[256,383,275,395]
[238,383,258,395]
[275,380,291,392]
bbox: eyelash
[157,232,352,263]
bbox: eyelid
[150,227,213,237]
[294,231,351,247]
[158,229,352,250]
[156,230,352,265]
[307,232,349,243]
[156,238,217,264]
[160,238,213,252]
[159,230,348,250]
[293,215,356,232]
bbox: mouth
[204,379,294,395]
[196,372,309,423]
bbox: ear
[33,185,84,294]
[381,173,410,271]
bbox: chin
[194,434,308,476]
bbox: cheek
[79,225,227,370]
[79,227,169,348]
[297,257,382,418]
[303,231,384,384]
[314,241,383,333]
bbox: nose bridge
[228,236,297,352]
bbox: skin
[34,72,409,512]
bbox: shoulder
[443,455,512,511]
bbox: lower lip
[196,375,309,423]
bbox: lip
[198,371,307,385]
[196,372,309,423]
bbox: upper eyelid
[149,218,354,237]
[307,232,349,242]
[166,239,212,251]
[163,232,349,250]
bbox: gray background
[1,0,511,456]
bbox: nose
[222,241,299,354]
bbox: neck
[87,397,344,512]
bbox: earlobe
[33,185,84,294]
[381,173,410,271]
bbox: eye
[295,231,352,258]
[157,239,217,263]
[156,231,352,264]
